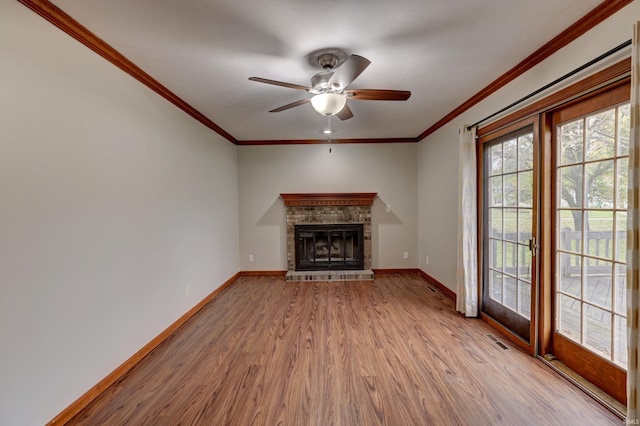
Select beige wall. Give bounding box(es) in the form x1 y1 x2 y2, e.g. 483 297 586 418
417 1 639 292
237 143 419 270
0 3 239 424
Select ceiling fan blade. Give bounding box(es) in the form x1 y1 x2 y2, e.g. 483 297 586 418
345 89 411 101
327 54 371 90
269 98 310 112
336 104 354 121
249 77 311 91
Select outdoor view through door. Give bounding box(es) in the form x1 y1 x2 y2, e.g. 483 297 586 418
482 125 536 343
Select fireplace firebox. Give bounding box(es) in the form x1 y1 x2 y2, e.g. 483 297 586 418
295 224 364 271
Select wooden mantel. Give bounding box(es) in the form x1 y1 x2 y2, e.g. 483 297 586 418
280 193 377 207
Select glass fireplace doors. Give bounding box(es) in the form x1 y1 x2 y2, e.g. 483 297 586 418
295 224 364 271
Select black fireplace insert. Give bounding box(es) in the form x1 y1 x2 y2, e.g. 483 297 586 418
295 224 364 271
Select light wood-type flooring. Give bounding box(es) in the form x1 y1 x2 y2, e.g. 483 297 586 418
69 273 620 425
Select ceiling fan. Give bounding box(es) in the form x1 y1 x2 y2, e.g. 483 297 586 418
249 50 411 120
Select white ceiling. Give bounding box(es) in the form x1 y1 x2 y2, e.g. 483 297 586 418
50 0 603 142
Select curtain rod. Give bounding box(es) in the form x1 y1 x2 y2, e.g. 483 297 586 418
467 39 632 131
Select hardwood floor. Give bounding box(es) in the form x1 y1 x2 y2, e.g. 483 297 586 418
68 273 620 425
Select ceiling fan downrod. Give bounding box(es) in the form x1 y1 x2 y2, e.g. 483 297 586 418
317 54 339 71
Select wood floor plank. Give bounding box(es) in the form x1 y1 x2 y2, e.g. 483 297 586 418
67 273 621 425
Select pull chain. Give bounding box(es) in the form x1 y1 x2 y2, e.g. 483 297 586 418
327 116 332 153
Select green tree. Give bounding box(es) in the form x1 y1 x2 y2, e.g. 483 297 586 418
559 109 617 231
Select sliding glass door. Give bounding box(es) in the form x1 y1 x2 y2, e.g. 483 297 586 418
477 68 631 405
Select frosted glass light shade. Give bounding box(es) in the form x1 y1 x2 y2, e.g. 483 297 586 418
310 93 347 116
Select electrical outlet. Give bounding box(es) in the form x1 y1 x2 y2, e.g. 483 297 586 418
249 254 254 262
386 204 391 212
186 285 191 296
425 256 430 265
403 252 409 259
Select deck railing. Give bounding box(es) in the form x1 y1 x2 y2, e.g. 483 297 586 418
490 229 625 277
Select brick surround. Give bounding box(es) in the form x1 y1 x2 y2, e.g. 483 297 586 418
281 193 376 273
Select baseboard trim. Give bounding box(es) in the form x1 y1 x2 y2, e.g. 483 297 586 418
238 270 287 276
417 269 457 301
372 268 420 275
48 272 240 425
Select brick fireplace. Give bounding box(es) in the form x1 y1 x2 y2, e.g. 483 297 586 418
281 193 376 281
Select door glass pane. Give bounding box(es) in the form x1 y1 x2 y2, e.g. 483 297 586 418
491 270 503 303
517 209 532 243
518 171 533 207
585 211 614 260
618 104 630 156
584 258 612 309
489 239 503 270
559 119 584 165
518 134 534 170
504 208 517 241
585 109 615 161
558 211 582 253
503 138 517 173
504 241 517 273
558 294 581 342
490 208 503 238
615 315 627 366
615 211 627 262
585 160 614 209
519 281 531 319
584 304 612 359
490 176 503 206
490 143 503 174
617 158 628 209
518 244 531 282
558 165 583 208
503 174 517 207
558 253 581 297
614 263 626 315
504 276 517 311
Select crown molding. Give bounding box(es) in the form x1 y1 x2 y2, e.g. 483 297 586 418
236 137 417 146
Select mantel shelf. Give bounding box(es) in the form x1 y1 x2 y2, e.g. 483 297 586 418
280 192 377 207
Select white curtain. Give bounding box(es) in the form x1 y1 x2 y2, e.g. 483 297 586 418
628 22 640 422
456 125 478 317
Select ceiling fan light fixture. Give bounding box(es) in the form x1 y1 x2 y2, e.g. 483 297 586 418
310 93 347 116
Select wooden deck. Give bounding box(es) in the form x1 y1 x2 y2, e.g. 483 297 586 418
68 273 620 425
